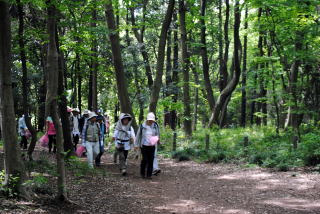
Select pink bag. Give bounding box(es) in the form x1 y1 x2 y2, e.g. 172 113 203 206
149 136 159 146
25 130 32 139
39 134 49 147
76 146 86 157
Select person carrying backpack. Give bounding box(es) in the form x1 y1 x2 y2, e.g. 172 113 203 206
135 112 160 179
112 113 135 176
83 112 101 168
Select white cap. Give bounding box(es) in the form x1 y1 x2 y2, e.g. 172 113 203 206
88 112 98 120
83 110 90 115
146 112 156 121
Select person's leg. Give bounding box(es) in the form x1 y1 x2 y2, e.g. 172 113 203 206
73 134 79 151
52 135 56 153
22 136 28 149
118 148 126 170
85 142 94 168
92 142 100 162
48 135 53 153
140 146 147 177
113 149 119 163
124 150 128 166
146 146 155 178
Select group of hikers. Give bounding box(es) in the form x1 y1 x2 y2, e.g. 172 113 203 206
18 109 162 179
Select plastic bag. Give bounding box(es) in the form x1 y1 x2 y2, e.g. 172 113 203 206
149 136 159 146
39 134 49 147
76 145 86 157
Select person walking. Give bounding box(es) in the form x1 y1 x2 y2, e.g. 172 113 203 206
83 112 101 168
113 113 135 176
46 116 56 153
95 115 106 166
135 112 160 179
18 114 28 149
71 108 81 151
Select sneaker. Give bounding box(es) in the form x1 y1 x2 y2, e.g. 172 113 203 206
152 169 161 176
121 169 127 176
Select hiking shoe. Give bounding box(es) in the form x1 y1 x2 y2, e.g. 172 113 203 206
121 169 127 176
152 169 161 176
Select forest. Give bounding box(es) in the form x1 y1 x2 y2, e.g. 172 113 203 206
0 0 320 213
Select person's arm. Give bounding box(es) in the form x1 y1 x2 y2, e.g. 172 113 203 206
134 126 141 149
130 127 136 143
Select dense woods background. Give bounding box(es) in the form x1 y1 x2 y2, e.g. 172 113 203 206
0 0 320 203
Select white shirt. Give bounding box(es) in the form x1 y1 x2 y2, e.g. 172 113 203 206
113 127 135 150
143 125 154 146
73 116 80 135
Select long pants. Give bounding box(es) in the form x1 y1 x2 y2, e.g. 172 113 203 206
153 146 159 170
20 135 28 150
95 143 105 166
113 150 119 163
140 145 155 177
48 134 56 153
117 148 129 170
85 141 100 168
73 134 80 151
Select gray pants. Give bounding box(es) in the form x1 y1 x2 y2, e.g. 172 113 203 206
117 148 128 170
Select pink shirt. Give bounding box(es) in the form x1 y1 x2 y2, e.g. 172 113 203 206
47 121 56 135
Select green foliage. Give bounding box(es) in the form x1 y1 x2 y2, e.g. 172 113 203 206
0 170 20 198
159 125 320 171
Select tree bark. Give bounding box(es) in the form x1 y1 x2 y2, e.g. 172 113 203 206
200 0 215 111
179 0 192 136
240 6 248 127
90 1 98 112
170 11 179 131
219 0 230 91
0 0 29 198
148 0 175 113
130 4 153 89
45 1 67 200
208 0 241 128
105 0 138 130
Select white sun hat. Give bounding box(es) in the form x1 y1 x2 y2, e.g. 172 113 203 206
146 112 156 121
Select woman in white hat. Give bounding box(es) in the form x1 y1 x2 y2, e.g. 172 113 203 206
135 112 160 179
71 108 81 151
83 112 101 168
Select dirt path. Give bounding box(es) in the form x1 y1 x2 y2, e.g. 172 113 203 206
69 153 320 214
1 149 320 214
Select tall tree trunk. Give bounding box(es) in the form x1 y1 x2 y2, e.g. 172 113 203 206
45 1 67 200
192 64 199 131
16 0 37 160
179 0 192 136
90 2 98 111
240 6 248 127
148 0 175 113
55 28 74 154
171 11 179 131
219 0 230 91
37 45 47 131
164 28 173 126
0 1 29 198
208 0 241 128
200 0 215 111
130 4 153 89
105 0 138 130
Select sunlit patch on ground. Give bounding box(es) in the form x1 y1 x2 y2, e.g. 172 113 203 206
261 198 320 211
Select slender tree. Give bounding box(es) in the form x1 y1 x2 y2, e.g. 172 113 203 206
148 0 175 113
105 0 138 130
45 0 67 200
0 0 28 198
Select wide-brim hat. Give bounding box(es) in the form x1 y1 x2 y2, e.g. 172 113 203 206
88 112 98 120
